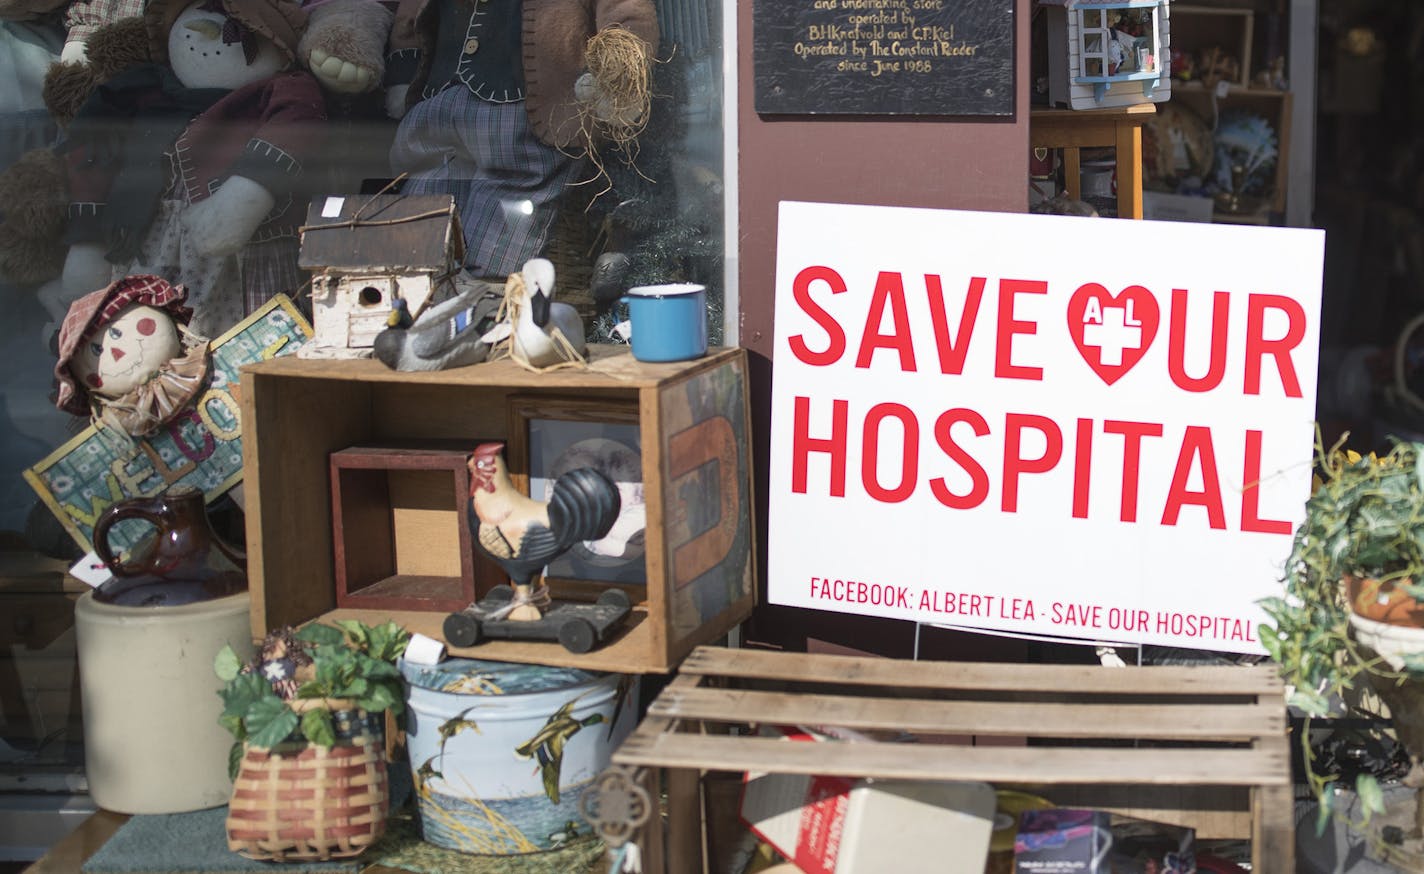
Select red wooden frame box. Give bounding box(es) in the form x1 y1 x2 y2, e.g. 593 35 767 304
330 445 476 613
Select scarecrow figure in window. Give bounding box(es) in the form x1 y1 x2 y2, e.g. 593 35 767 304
381 0 658 280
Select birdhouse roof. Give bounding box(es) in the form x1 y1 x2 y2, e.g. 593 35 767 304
298 194 465 273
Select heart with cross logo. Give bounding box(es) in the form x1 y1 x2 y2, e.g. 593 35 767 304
1066 283 1160 386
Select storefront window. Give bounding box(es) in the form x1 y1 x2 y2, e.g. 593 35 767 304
0 0 724 858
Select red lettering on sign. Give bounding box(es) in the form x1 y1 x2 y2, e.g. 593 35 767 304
1241 429 1292 534
995 279 1046 381
862 403 918 503
1072 417 1093 519
168 408 215 463
1168 289 1230 392
1002 413 1062 512
1162 426 1226 529
792 396 848 497
1104 419 1164 523
1244 293 1306 398
926 275 985 375
855 272 916 372
789 266 847 367
930 408 990 509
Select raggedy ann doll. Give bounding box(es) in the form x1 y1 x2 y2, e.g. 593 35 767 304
381 0 658 280
49 0 326 339
52 273 208 437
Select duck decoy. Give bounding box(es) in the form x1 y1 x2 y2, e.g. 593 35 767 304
373 280 503 372
511 258 588 368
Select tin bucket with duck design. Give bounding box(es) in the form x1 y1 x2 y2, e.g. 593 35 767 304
400 657 638 854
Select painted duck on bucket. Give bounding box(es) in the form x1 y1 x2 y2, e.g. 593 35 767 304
402 658 638 855
516 699 607 804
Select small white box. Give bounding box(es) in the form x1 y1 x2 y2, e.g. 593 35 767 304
740 737 996 874
1143 191 1215 223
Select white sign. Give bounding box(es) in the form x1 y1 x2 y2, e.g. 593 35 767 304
768 202 1325 653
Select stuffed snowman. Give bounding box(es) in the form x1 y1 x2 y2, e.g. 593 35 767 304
53 274 208 436
49 0 324 339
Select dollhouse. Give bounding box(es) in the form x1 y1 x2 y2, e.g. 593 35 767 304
1042 0 1173 110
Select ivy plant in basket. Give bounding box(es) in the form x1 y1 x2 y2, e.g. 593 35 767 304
1259 437 1424 831
214 620 410 862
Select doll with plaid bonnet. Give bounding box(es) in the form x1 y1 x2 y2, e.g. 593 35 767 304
53 274 209 437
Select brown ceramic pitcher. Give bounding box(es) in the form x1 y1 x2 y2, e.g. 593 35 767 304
92 485 247 606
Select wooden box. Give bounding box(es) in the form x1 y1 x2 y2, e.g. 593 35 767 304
330 445 477 613
1171 5 1253 88
1172 86 1292 217
239 346 757 673
609 646 1293 873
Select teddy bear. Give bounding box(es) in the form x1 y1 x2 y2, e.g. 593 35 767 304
36 0 329 339
381 0 658 280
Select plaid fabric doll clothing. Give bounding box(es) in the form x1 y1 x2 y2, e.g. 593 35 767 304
389 85 584 278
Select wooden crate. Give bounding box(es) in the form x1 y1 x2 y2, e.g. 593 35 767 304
1171 5 1254 89
330 445 479 614
611 646 1294 873
1172 86 1293 217
239 346 757 673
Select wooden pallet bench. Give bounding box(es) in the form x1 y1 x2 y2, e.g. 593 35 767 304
610 645 1294 873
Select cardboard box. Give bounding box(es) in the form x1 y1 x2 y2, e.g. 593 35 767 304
1014 807 1196 873
1143 191 1215 224
739 729 995 874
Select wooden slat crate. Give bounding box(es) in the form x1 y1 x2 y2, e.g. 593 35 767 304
611 645 1294 873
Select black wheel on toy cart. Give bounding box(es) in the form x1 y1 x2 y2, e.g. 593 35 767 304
485 585 515 603
596 588 630 610
443 612 483 648
558 617 597 654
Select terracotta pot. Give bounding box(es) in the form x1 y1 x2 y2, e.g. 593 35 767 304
1346 575 1424 626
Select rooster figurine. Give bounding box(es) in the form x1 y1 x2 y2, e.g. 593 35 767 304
466 442 620 621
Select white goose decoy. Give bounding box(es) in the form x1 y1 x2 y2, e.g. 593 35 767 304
511 258 587 367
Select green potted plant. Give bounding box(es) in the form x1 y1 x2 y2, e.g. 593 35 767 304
214 620 410 862
1259 436 1424 830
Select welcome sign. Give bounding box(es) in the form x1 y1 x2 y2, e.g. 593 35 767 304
25 295 311 554
768 202 1325 653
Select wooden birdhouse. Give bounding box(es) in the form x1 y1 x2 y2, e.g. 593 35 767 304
297 194 464 359
1042 0 1172 110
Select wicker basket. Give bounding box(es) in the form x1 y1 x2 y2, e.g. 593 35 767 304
225 701 389 862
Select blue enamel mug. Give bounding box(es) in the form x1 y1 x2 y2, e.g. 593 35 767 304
621 283 709 363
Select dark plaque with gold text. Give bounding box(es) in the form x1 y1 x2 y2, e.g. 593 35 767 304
754 0 1014 116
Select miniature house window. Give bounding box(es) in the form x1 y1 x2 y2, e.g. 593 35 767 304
1080 9 1108 78
358 285 385 307
1072 3 1164 102
1044 0 1171 109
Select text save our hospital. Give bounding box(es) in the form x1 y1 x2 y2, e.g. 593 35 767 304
783 266 1309 534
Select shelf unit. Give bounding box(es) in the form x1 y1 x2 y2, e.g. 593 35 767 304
238 346 758 673
1165 4 1295 222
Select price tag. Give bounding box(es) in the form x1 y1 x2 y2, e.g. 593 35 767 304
69 551 112 588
